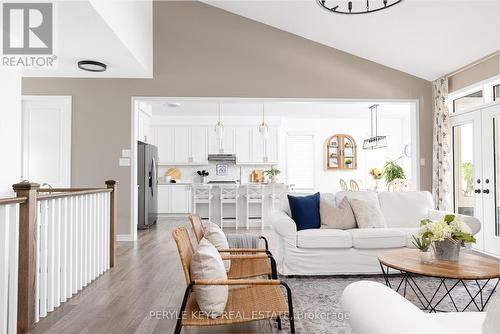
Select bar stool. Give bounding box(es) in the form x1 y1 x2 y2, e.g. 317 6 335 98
270 184 290 212
219 184 239 229
192 184 213 222
245 184 265 230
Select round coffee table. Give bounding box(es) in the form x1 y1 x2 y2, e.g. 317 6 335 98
378 248 500 312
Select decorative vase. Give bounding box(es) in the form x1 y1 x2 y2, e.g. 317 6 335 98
271 176 277 183
433 239 461 262
201 176 206 184
419 250 433 264
373 179 380 192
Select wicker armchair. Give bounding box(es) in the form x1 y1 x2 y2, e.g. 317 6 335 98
172 227 295 334
188 214 276 279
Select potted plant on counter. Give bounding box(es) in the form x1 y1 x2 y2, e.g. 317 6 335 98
196 170 209 184
418 214 476 262
264 166 281 183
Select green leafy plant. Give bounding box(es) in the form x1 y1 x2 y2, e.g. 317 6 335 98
264 166 281 178
412 235 432 252
345 159 352 165
462 162 474 195
419 214 476 245
383 157 406 185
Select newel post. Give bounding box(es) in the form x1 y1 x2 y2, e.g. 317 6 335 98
105 180 116 267
13 182 40 333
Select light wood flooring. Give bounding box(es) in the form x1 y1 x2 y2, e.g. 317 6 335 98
28 217 279 334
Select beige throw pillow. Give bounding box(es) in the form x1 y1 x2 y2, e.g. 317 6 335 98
190 238 228 318
320 197 357 230
204 222 230 271
349 197 386 228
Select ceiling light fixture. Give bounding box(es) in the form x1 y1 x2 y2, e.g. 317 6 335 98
77 60 107 72
317 0 403 15
259 104 269 140
363 104 387 150
167 102 181 108
215 104 224 153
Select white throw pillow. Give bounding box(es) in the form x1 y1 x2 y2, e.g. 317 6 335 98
190 238 228 318
483 290 500 334
204 222 231 271
349 197 387 228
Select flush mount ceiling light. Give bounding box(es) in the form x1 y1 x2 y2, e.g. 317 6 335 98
317 0 403 14
167 102 181 108
363 104 387 150
77 60 107 72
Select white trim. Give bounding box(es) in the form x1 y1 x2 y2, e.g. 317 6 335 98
448 75 500 114
130 96 421 238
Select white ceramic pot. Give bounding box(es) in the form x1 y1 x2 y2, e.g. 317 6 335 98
420 250 434 264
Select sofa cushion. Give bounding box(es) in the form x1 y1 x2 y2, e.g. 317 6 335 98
297 229 352 249
482 287 500 334
349 197 387 228
320 196 357 230
287 192 321 231
379 191 434 228
397 227 421 248
280 192 334 216
349 228 407 249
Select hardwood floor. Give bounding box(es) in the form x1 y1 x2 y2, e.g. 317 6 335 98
29 217 279 334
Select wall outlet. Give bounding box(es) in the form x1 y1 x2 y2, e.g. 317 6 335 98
121 149 131 158
119 158 131 166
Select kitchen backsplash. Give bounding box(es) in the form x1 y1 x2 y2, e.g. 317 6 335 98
158 163 277 184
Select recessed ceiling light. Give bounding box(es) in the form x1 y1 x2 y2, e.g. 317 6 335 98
167 102 181 108
77 60 107 72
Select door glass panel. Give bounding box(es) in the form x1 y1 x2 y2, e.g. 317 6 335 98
493 117 500 236
453 123 474 216
494 84 500 101
453 90 483 113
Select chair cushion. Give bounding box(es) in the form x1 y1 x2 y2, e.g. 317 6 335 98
287 192 321 231
190 238 228 318
320 196 357 230
378 191 434 228
297 229 352 248
204 222 230 271
349 228 407 249
349 197 387 228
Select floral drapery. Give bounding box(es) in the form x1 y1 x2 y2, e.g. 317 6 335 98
432 77 451 210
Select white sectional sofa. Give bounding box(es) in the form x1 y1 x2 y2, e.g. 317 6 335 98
270 191 481 275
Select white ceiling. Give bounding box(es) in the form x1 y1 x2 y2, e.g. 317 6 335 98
203 0 500 81
21 0 152 78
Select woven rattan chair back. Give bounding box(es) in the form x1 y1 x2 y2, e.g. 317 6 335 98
172 227 195 285
188 214 204 243
339 179 349 191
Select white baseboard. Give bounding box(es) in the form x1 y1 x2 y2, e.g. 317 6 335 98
116 234 135 242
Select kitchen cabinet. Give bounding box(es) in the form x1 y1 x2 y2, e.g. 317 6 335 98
137 102 153 143
154 126 174 163
235 126 280 164
173 127 190 163
191 127 209 163
153 126 209 165
157 185 192 214
235 127 252 163
209 126 235 154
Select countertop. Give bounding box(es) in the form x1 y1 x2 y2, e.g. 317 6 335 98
158 182 288 186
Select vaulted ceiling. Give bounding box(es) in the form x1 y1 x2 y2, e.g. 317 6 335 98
203 0 500 80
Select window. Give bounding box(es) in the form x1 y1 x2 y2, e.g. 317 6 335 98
286 133 315 191
453 90 484 113
494 84 500 101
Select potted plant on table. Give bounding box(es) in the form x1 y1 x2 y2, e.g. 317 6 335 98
383 157 406 185
412 235 433 264
264 166 281 183
418 214 476 262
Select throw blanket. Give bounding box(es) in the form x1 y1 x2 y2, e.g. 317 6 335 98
226 234 258 249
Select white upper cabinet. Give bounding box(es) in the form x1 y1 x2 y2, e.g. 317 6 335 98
235 127 252 163
137 103 153 143
173 127 190 163
155 126 174 163
208 125 235 154
252 128 265 162
266 126 280 163
191 127 209 163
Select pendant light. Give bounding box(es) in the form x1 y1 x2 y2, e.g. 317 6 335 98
363 104 387 150
259 104 269 139
215 104 224 153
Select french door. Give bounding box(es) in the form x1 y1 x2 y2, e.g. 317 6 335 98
451 102 500 256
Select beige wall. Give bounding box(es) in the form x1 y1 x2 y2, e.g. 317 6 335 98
22 1 432 237
448 54 500 93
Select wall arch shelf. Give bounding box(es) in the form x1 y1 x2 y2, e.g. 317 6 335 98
326 134 357 170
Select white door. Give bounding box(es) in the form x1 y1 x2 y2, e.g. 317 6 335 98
450 111 484 250
22 96 71 187
480 103 500 255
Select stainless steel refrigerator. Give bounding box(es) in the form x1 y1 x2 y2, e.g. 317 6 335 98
137 141 158 229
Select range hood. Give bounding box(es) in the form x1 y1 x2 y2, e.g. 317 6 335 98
208 154 237 162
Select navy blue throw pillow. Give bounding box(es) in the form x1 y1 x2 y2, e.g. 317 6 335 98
287 192 321 231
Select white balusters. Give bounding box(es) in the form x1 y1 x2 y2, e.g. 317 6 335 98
0 203 19 334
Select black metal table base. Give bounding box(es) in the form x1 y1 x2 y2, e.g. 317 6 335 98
379 262 499 313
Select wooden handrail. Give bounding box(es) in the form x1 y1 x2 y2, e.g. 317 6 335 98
37 187 103 193
37 188 112 200
0 197 27 205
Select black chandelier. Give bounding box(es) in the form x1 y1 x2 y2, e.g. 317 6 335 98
316 0 403 15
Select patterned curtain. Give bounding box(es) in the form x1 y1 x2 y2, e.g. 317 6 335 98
432 77 451 210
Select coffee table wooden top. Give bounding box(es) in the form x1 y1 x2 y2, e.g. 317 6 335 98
378 248 500 280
